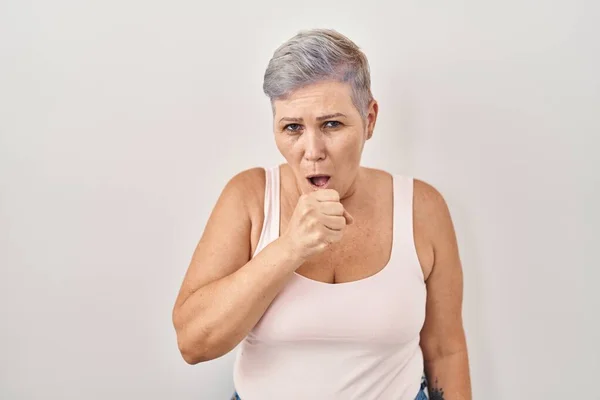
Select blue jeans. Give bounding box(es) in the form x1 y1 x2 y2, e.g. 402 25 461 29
415 373 429 399
231 374 429 399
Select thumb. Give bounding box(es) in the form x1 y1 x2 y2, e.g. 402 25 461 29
343 209 354 225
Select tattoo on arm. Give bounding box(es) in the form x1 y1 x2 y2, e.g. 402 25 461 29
429 378 445 400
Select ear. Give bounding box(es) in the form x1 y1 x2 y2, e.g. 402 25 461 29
365 99 378 140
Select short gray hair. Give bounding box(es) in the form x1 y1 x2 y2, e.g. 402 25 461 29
263 28 373 120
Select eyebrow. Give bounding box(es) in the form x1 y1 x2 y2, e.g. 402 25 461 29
278 113 347 123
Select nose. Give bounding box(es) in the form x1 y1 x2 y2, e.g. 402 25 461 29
302 130 326 162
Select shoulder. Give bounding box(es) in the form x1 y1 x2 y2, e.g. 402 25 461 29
413 178 447 211
358 167 453 221
226 167 265 190
222 167 266 208
412 178 458 263
373 170 455 254
222 167 267 225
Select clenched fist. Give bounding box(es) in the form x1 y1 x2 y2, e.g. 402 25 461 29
281 189 354 262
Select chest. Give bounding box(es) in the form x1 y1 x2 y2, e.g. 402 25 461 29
280 193 395 284
251 266 427 344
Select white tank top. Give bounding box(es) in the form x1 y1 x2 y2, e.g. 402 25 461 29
233 166 427 400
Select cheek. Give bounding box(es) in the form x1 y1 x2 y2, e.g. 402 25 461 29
275 135 300 160
274 135 284 152
338 134 364 159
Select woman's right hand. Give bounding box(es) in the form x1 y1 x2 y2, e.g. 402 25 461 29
281 189 354 262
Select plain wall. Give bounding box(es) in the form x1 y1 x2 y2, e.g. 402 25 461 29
1 1 598 399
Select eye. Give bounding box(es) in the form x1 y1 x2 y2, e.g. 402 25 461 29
324 121 342 128
284 123 302 133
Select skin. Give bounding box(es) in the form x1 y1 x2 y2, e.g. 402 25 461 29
273 80 372 200
172 80 471 399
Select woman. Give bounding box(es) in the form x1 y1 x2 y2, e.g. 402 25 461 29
172 29 471 400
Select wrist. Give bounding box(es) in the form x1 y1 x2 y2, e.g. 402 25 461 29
276 236 306 267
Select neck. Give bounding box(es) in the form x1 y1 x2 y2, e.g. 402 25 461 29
339 167 363 204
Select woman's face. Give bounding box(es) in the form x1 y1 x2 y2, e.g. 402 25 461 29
273 80 378 199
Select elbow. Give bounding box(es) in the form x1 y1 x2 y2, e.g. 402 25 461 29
176 332 211 365
173 313 210 365
179 346 205 365
420 327 468 362
177 332 238 364
421 337 469 363
178 339 234 365
172 309 234 364
174 321 228 365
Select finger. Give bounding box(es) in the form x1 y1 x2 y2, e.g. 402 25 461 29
324 229 344 244
343 209 354 225
313 189 340 202
321 215 346 231
320 202 344 216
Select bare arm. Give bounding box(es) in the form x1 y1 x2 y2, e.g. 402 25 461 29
172 169 303 364
172 169 352 365
417 180 472 400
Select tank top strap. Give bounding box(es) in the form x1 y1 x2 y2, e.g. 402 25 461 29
252 166 281 258
392 174 424 282
392 174 412 232
267 165 281 239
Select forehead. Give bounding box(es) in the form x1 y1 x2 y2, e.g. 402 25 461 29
273 81 355 117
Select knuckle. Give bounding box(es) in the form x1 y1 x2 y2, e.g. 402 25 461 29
300 206 309 217
302 204 315 217
316 230 327 242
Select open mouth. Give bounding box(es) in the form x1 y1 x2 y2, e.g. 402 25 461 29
307 175 331 188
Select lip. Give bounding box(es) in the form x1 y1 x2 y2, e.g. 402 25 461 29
306 174 331 189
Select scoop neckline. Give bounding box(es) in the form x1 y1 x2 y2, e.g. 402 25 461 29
279 168 397 287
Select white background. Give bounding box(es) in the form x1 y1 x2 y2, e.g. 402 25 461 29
1 1 598 399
